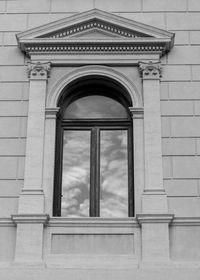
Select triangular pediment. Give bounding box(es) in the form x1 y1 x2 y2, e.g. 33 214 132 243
35 17 153 40
17 9 174 57
69 29 127 39
71 29 121 40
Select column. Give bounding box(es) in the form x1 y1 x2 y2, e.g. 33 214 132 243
43 107 59 214
137 61 173 263
129 107 144 214
12 62 50 265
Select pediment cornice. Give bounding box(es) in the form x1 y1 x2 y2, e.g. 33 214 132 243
17 9 174 61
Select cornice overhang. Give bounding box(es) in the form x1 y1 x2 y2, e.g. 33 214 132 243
17 9 174 61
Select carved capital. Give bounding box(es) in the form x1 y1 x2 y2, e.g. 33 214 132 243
129 107 144 119
11 214 49 224
139 61 162 80
27 61 51 80
136 214 174 224
45 107 60 119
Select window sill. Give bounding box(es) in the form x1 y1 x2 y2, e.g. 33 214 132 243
47 217 139 228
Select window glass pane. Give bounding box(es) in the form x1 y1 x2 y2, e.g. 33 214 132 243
100 130 128 217
61 130 90 217
64 95 128 119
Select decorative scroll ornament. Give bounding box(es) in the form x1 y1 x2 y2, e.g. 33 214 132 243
139 61 162 80
27 61 51 79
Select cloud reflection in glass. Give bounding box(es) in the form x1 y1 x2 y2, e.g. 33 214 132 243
61 131 90 217
100 130 128 218
61 94 129 217
64 95 128 119
61 129 128 218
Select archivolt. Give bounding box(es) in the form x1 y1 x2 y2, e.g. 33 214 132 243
46 65 142 108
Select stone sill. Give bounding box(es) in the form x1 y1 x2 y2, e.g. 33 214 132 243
47 217 139 228
1 216 200 227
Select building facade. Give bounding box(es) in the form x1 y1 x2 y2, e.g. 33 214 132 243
0 1 200 279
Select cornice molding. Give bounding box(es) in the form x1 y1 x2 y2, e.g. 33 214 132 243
23 40 166 56
11 214 49 224
17 9 174 60
136 214 174 224
3 216 200 227
172 217 200 226
0 218 15 227
17 9 174 39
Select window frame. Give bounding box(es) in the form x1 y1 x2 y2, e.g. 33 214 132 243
53 92 134 218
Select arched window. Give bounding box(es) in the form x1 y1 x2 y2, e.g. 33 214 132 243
53 78 134 218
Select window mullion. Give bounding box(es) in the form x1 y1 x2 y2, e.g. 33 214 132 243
53 121 63 216
128 127 134 217
90 127 100 217
96 128 100 217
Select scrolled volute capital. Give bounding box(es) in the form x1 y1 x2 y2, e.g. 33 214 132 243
139 61 162 80
27 61 51 80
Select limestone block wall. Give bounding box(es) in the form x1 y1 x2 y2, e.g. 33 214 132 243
0 0 200 263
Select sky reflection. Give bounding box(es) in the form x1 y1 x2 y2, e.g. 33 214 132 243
61 129 129 217
64 95 128 119
100 130 128 218
61 131 90 217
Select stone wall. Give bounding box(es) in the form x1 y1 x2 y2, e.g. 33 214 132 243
0 0 200 268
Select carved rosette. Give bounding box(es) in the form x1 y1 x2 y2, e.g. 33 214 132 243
27 61 51 80
139 61 162 80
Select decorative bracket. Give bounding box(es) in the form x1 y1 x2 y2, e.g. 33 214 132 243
27 61 51 80
139 61 162 80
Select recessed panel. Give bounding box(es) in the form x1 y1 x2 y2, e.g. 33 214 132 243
52 234 134 255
